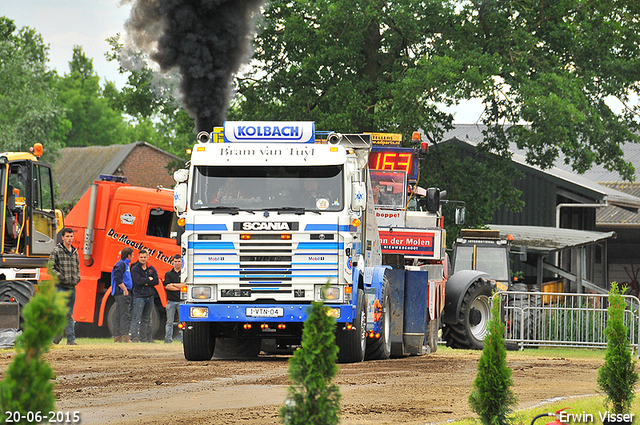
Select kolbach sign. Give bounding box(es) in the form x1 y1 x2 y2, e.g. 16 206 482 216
224 121 315 144
379 229 439 258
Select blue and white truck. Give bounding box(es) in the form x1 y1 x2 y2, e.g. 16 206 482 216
173 121 457 362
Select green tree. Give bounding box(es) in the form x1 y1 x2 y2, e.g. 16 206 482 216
597 282 639 415
280 293 341 424
0 17 68 158
56 46 130 147
0 265 67 418
468 293 517 425
236 0 640 179
232 0 640 227
105 34 192 160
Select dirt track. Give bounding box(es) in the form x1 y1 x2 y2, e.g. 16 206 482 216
0 342 610 424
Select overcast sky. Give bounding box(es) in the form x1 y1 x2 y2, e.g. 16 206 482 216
4 0 131 88
2 0 485 124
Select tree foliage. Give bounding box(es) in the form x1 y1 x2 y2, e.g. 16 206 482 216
0 264 68 417
468 293 517 425
280 292 341 425
235 0 640 182
597 282 639 414
105 34 192 160
56 46 130 147
0 17 68 158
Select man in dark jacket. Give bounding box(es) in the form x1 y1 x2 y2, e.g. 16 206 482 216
129 249 158 343
50 228 81 345
111 247 134 343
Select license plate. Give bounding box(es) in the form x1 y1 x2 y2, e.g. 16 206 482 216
246 307 284 318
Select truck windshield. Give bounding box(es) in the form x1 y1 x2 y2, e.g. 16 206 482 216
454 245 509 282
191 165 344 212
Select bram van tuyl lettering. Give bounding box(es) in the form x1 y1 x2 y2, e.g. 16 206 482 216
220 146 315 160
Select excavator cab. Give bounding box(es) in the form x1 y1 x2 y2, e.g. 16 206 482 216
0 145 57 332
0 147 57 270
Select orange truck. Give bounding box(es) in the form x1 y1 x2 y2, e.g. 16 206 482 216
58 175 180 337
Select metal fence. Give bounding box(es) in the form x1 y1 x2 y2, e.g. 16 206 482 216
498 291 640 352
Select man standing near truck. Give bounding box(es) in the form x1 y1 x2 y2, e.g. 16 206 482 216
50 228 81 345
130 249 159 343
111 247 134 343
163 254 183 343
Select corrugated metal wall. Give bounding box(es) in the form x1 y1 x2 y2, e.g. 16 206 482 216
491 170 557 226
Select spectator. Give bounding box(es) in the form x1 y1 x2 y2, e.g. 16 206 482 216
50 228 81 346
111 247 134 343
130 249 159 343
163 254 183 343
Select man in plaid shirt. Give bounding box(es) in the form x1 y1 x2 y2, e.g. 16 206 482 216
50 227 81 345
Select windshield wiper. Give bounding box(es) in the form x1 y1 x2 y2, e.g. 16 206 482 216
269 207 320 215
209 206 256 215
209 206 240 215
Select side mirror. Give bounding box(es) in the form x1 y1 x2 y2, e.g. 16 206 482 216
426 188 440 212
351 182 366 211
455 206 466 226
174 169 189 183
174 183 188 214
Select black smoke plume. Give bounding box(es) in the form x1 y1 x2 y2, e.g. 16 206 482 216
123 0 263 132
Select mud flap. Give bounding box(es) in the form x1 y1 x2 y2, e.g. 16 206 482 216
387 269 429 356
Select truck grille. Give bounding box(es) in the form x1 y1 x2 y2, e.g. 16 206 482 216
191 232 340 294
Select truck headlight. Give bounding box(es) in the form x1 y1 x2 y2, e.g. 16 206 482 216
316 285 341 301
192 286 213 300
190 306 208 318
325 307 341 318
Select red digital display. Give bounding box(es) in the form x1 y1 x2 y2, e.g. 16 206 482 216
368 150 414 176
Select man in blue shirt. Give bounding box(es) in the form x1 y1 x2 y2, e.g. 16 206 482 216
111 247 134 343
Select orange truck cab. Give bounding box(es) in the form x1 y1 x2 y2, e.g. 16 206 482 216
60 175 180 337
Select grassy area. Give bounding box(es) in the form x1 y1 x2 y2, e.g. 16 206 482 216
453 395 640 424
437 345 640 423
437 344 608 360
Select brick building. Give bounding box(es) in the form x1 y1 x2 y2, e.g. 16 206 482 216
53 142 184 206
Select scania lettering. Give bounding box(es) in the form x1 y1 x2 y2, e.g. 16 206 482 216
241 222 291 231
175 123 460 362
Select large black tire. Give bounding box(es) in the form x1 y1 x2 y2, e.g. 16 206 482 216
183 322 215 361
107 301 161 338
506 293 541 343
336 288 367 363
213 337 262 359
442 279 492 350
0 280 36 327
365 278 391 360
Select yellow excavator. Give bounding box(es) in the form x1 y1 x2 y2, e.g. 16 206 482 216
0 143 60 329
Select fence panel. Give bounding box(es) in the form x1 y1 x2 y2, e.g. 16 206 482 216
498 291 640 352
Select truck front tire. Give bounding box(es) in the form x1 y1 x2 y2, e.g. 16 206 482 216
442 279 492 350
336 288 367 363
183 322 215 361
365 278 391 360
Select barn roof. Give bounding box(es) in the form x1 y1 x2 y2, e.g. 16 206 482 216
53 142 180 205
